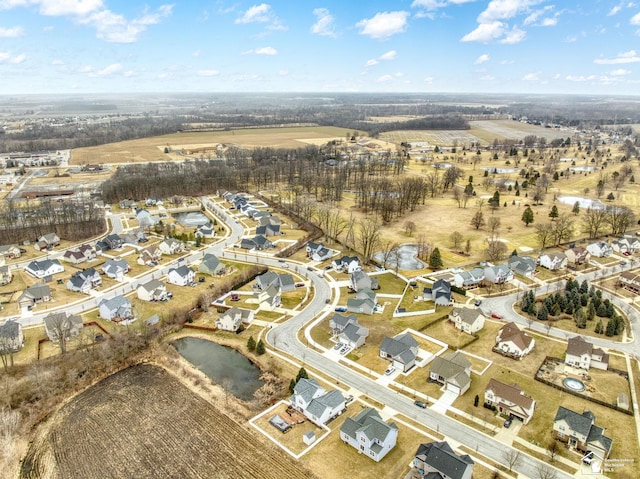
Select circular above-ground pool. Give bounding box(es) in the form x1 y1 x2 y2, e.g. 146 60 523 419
563 377 586 392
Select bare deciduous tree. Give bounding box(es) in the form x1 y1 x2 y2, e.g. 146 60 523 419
403 220 416 236
582 207 608 238
357 217 382 263
535 222 554 249
450 231 463 249
501 449 523 472
470 210 485 230
536 463 558 479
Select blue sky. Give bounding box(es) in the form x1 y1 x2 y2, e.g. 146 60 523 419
1 0 639 95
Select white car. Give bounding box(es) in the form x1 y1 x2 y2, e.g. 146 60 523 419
384 366 396 376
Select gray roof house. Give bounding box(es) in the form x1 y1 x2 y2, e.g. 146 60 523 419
553 407 613 459
18 283 52 309
199 253 225 275
449 307 485 335
340 408 398 462
539 252 568 271
507 255 537 278
0 265 13 286
255 224 281 237
137 279 168 302
159 238 184 255
25 259 64 279
195 223 215 239
34 232 60 251
306 242 333 261
167 265 195 286
102 259 130 280
66 268 102 294
339 321 370 349
98 296 133 322
329 313 359 335
453 267 484 289
43 312 83 342
586 242 613 258
346 297 375 315
483 264 514 284
289 378 346 425
332 255 362 273
379 333 419 372
0 320 24 351
413 441 474 479
216 307 254 332
350 270 379 292
423 279 452 306
253 283 281 311
429 351 472 396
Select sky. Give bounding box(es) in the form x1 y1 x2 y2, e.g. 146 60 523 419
1 0 640 95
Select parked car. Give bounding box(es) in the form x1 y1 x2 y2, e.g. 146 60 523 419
491 313 503 319
295 282 305 288
384 366 395 376
335 306 347 312
414 400 427 409
474 299 482 307
278 259 285 263
340 346 351 355
346 395 354 404
503 417 513 428
333 342 343 351
582 451 594 464
623 251 631 256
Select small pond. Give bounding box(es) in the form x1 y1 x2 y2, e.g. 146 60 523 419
434 162 453 169
569 166 598 172
563 377 586 392
482 167 519 174
173 337 264 401
557 196 606 210
373 244 425 270
173 211 211 227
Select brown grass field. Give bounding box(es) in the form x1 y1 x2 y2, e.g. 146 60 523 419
19 364 317 479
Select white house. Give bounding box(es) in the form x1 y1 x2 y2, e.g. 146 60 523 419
332 256 361 273
340 408 398 462
612 236 640 254
195 223 215 239
289 378 346 425
586 242 613 258
449 307 485 334
216 307 254 332
43 311 83 342
539 252 568 270
306 242 333 262
167 265 195 286
98 296 133 322
137 279 169 302
485 379 536 424
453 267 484 289
494 322 535 359
159 238 184 255
483 264 514 284
565 336 609 371
66 268 101 294
102 259 129 280
25 259 64 279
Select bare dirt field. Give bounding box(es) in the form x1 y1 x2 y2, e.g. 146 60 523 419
19 364 316 479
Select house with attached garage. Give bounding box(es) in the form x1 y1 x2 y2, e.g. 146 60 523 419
137 245 162 266
565 336 609 371
98 296 133 322
290 378 346 425
0 244 21 260
66 268 102 294
167 265 195 286
350 270 379 292
329 313 369 349
586 241 613 258
429 351 472 396
25 259 64 279
256 223 281 237
619 271 640 293
422 279 452 306
137 279 169 302
102 259 130 280
198 253 226 275
159 238 184 255
449 307 485 334
104 234 124 250
453 267 484 290
0 265 12 286
538 252 568 270
340 408 398 462
216 306 254 332
240 235 274 250
62 248 86 264
552 407 613 459
306 242 333 262
330 313 359 336
612 235 640 254
346 296 376 315
493 322 535 359
379 333 419 372
412 441 474 479
43 311 83 343
18 283 52 309
332 255 362 274
483 264 514 284
484 379 536 424
34 232 60 251
0 319 24 351
565 246 591 266
507 255 537 278
195 223 215 239
253 284 281 310
135 208 158 229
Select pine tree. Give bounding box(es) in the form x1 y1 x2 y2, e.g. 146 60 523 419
256 339 265 355
429 248 444 269
521 206 534 226
595 320 604 334
296 367 309 383
289 379 297 394
247 335 256 351
572 201 580 215
549 205 559 219
537 304 549 320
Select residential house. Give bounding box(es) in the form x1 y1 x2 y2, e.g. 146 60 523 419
290 378 346 425
484 379 536 424
612 235 640 254
0 244 21 260
350 270 379 292
483 264 514 284
98 296 133 322
18 283 52 309
565 247 591 266
306 242 333 262
0 265 12 286
379 333 419 372
255 223 281 237
119 199 137 209
198 253 226 275
167 265 195 286
104 234 124 250
422 279 452 306
329 313 369 349
253 284 281 310
347 296 376 315
429 351 472 396
137 245 162 266
135 208 158 228
449 307 485 334
102 259 130 280
66 268 102 294
78 243 97 261
216 307 254 332
553 407 613 459
586 242 613 258
340 408 398 462
25 259 64 279
137 279 169 302
43 312 83 342
259 215 281 227
412 441 474 479
195 223 215 239
0 320 24 351
34 232 60 251
494 322 535 359
332 256 362 274
565 336 609 371
145 197 162 206
159 238 184 255
453 268 485 289
539 252 568 271
507 255 537 278
240 235 274 250
619 271 640 293
254 271 279 290
62 249 86 264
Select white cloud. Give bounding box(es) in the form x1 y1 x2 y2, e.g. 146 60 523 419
235 3 285 30
365 59 379 67
475 53 490 64
566 74 597 82
10 52 25 63
87 63 122 77
478 0 542 23
610 68 631 75
37 0 104 17
192 50 201 57
423 76 434 84
0 26 23 37
522 71 541 81
500 26 526 43
540 17 557 26
0 50 25 63
379 50 397 60
594 50 640 64
376 74 394 82
197 69 220 77
51 59 64 65
356 11 409 39
279 69 288 76
254 46 277 55
311 7 336 37
80 4 173 43
631 12 640 25
608 4 623 16
411 0 477 10
123 70 135 77
480 74 495 80
78 65 93 73
461 21 504 42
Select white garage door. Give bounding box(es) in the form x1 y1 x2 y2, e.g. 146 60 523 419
446 383 460 395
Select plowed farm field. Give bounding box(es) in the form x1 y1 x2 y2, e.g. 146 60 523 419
20 364 316 479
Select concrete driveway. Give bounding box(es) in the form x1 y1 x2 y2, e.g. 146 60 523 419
431 389 458 413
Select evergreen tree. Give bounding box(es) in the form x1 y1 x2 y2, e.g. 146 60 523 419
256 339 266 355
549 205 559 219
595 320 604 334
537 304 549 320
429 248 444 269
289 379 297 394
580 281 589 294
247 335 256 351
296 367 309 383
572 201 580 215
521 206 535 226
596 303 608 317
587 302 596 321
474 394 479 407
